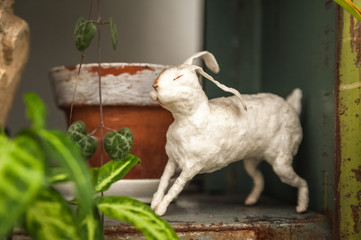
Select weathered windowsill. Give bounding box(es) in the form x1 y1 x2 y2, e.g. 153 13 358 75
11 194 331 239
104 194 332 239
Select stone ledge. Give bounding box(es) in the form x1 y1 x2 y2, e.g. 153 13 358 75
104 194 332 240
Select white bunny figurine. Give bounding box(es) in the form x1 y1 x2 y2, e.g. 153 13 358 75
149 51 308 216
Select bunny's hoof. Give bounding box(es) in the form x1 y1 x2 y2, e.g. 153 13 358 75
296 205 307 213
154 205 167 216
245 197 257 206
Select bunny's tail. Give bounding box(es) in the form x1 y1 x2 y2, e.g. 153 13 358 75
286 88 302 115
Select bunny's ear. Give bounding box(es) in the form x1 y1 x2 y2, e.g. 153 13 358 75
193 66 247 111
184 51 220 74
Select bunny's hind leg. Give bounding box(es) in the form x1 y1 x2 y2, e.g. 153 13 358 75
270 153 309 213
151 160 177 211
244 158 264 206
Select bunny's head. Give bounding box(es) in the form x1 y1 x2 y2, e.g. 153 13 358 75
150 51 247 115
149 64 206 114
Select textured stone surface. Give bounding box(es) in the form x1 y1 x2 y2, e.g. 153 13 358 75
0 0 29 127
11 194 332 239
103 194 332 240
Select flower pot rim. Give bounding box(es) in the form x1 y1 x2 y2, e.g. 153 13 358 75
49 62 169 107
50 62 170 72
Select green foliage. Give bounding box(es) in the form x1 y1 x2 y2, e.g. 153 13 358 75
76 207 104 240
24 93 47 130
335 0 361 21
74 17 97 52
95 154 140 192
0 134 44 236
49 167 70 184
109 17 118 50
38 129 95 215
0 93 178 239
73 16 119 52
96 196 179 240
67 121 97 160
24 187 80 240
104 128 133 160
0 94 94 238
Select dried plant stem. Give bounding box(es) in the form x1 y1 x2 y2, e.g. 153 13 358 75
96 0 105 227
69 0 105 226
69 52 85 124
89 126 115 136
69 0 94 124
97 23 104 167
88 0 94 19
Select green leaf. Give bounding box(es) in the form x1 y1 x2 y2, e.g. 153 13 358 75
95 154 140 192
24 187 80 240
24 93 47 130
77 207 104 240
0 134 44 237
74 17 97 52
67 121 97 160
48 167 71 184
335 0 361 21
37 129 94 215
95 196 179 240
109 17 118 50
104 128 133 160
89 167 99 187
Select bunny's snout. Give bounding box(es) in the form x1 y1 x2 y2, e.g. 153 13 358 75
152 78 159 89
150 75 161 102
149 89 158 102
151 78 159 101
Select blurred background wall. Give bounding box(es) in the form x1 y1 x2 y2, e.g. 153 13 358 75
8 0 204 134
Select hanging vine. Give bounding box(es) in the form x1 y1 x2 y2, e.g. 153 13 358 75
67 0 128 165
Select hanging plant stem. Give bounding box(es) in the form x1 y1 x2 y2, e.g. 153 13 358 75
96 25 104 167
69 0 94 124
96 0 106 227
69 52 85 124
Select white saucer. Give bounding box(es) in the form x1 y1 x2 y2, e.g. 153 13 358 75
54 179 174 204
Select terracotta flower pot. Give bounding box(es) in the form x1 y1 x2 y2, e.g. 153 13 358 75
49 63 173 180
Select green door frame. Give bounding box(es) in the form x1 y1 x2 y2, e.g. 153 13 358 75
335 7 361 240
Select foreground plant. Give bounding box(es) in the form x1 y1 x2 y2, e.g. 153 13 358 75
335 0 361 21
0 93 179 240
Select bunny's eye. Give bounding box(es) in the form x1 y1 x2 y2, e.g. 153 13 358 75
173 75 183 81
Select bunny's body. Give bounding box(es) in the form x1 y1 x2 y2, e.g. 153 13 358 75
150 52 308 216
167 93 302 174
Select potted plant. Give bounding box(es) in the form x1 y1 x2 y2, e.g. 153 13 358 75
0 0 179 238
0 93 178 239
49 1 173 203
50 63 173 202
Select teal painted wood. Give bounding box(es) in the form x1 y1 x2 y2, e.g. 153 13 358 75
204 0 262 96
203 0 264 197
203 0 252 197
203 0 336 215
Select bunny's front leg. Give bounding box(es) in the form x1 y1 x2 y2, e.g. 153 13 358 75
153 168 198 216
151 160 177 210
